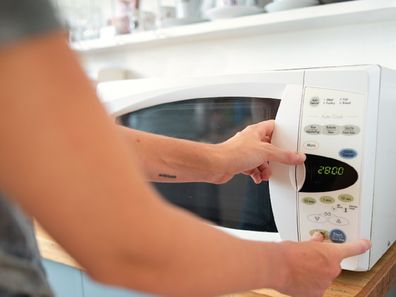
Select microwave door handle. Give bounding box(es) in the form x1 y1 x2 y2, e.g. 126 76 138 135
269 83 303 242
289 163 306 191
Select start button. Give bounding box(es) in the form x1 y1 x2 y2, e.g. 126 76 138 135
330 229 347 243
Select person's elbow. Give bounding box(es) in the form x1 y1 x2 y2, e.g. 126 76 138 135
83 254 124 285
82 252 160 295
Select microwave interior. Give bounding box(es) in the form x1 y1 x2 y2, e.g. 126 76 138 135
119 96 281 232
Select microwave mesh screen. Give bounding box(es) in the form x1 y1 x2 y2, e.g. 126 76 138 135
119 97 280 232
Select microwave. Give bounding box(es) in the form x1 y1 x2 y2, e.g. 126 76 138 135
98 65 396 271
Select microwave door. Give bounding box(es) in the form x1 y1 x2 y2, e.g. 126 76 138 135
103 80 304 243
269 85 304 242
118 96 282 238
103 80 289 118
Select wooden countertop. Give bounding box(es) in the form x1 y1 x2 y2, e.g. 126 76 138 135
35 223 81 268
35 224 396 297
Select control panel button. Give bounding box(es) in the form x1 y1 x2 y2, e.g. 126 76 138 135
338 194 354 203
310 96 320 106
304 124 321 135
320 196 335 204
342 125 360 135
302 197 317 205
339 149 357 159
303 141 319 150
330 229 347 243
329 216 349 226
322 125 340 135
308 214 327 223
309 229 329 240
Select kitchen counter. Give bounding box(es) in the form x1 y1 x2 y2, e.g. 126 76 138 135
35 224 396 297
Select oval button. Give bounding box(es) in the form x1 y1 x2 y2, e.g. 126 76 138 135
304 141 319 150
338 194 354 203
320 196 335 204
304 124 321 135
310 96 320 106
342 125 360 135
339 149 357 159
322 124 340 135
308 214 327 223
302 197 317 205
329 216 349 226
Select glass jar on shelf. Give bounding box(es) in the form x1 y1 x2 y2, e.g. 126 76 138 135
63 5 103 42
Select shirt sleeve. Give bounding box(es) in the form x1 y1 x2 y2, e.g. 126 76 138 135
0 0 63 47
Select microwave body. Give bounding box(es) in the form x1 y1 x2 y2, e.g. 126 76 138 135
98 65 396 271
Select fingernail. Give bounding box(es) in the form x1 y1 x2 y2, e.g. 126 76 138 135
297 153 306 162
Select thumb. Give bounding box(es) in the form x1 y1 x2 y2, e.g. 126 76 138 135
310 232 325 242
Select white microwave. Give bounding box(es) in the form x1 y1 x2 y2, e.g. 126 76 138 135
98 65 396 271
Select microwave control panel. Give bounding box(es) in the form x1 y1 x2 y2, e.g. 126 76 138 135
297 87 366 244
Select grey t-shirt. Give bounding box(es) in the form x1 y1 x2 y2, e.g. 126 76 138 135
0 195 54 297
0 0 62 296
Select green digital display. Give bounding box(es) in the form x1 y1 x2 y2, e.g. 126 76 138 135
300 154 358 193
317 166 345 176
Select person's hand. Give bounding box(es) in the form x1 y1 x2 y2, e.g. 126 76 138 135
215 120 305 184
271 234 371 297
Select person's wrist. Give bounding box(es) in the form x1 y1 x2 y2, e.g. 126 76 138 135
261 242 291 293
207 143 233 184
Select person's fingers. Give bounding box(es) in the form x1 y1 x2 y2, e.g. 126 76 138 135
248 168 262 184
252 175 261 184
243 169 255 175
310 232 324 242
337 240 371 259
259 163 271 181
258 163 269 171
242 120 305 165
251 120 275 141
262 142 306 165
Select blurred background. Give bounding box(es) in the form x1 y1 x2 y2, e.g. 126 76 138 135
52 0 356 42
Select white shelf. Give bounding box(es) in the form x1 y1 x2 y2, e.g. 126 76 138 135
72 0 396 53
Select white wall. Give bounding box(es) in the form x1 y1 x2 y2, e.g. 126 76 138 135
77 19 396 80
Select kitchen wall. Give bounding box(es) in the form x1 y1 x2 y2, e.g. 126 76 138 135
76 19 396 81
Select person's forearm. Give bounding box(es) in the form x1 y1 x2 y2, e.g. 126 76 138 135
118 126 228 183
96 192 284 297
0 32 282 297
118 123 306 185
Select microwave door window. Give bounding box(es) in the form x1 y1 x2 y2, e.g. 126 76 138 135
119 97 280 232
